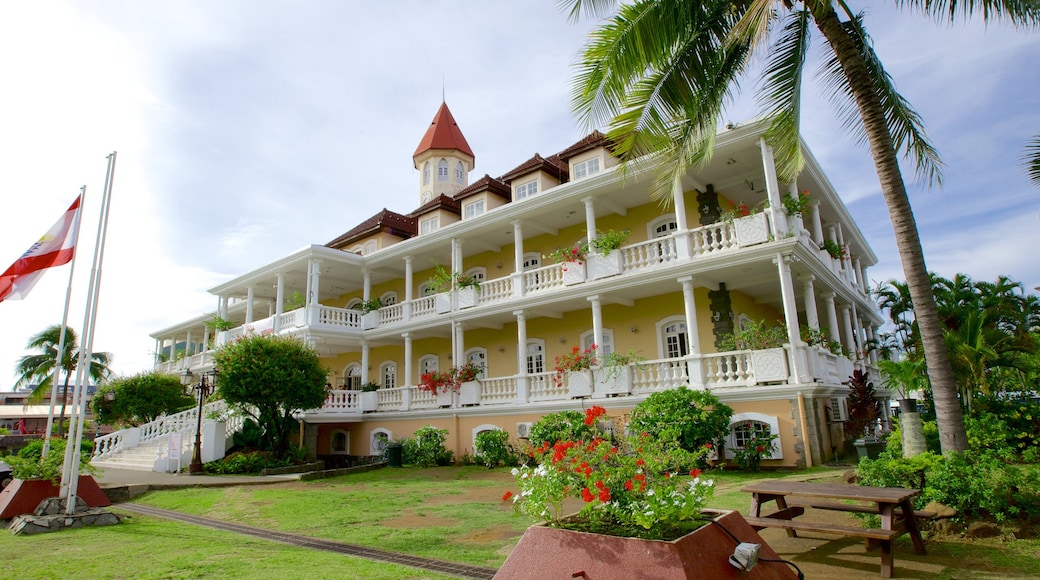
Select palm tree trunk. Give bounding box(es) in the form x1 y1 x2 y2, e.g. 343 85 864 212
810 3 967 453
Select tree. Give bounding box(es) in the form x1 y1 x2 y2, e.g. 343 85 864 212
213 334 328 454
627 387 733 454
14 325 111 437
565 0 1040 454
92 372 196 426
1025 133 1040 187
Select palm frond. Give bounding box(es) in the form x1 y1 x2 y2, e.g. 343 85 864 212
1023 133 1040 187
818 12 945 186
890 0 1040 27
759 9 811 181
559 0 620 23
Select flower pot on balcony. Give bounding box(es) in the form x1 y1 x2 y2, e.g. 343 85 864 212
435 389 454 408
361 311 379 330
459 381 481 406
435 292 452 314
360 391 379 412
750 348 789 384
587 251 623 280
457 286 479 309
786 214 804 237
594 366 633 395
562 262 586 286
567 370 594 398
496 509 795 580
734 213 770 247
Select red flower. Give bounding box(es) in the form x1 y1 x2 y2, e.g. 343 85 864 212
689 468 702 479
584 405 607 425
704 442 713 449
595 480 605 490
624 480 634 491
581 487 595 502
598 488 611 502
502 491 513 501
756 445 764 453
636 459 645 466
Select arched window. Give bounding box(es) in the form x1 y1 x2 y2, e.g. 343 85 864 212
522 253 541 270
344 364 362 389
419 282 436 297
725 413 783 459
456 161 465 184
465 348 487 378
466 267 486 283
380 291 398 306
379 362 397 389
371 429 391 456
649 215 678 238
346 298 363 311
581 329 614 356
330 430 349 454
657 317 689 359
471 424 502 455
423 161 431 185
438 158 449 182
526 340 545 374
419 354 439 377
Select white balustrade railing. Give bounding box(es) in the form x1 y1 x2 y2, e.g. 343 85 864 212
320 390 361 413
631 359 688 394
381 303 404 325
689 222 737 255
480 377 517 404
528 371 564 401
276 307 306 330
316 305 362 329
523 264 565 294
480 276 513 304
621 237 678 272
378 387 405 411
93 399 228 461
411 295 437 319
410 387 439 410
703 351 754 387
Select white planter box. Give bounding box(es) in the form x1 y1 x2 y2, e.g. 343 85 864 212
594 366 633 395
567 370 594 398
562 262 586 286
360 391 379 412
786 214 804 237
459 381 481 406
435 389 454 408
435 292 452 314
457 286 479 309
587 252 623 280
361 311 379 330
751 348 789 384
734 213 769 247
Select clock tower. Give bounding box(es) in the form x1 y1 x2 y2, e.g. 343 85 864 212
413 102 474 205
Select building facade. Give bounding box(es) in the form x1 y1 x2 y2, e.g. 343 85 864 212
152 103 887 468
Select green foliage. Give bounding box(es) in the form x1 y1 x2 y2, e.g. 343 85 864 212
207 316 234 331
820 239 846 260
732 431 778 472
204 450 291 474
474 429 515 468
231 418 265 449
401 425 454 467
283 291 306 311
587 229 630 255
718 319 787 351
360 382 380 392
628 387 733 457
528 410 595 448
359 297 383 314
214 335 328 454
92 372 196 426
844 369 882 438
973 395 1040 460
4 439 95 483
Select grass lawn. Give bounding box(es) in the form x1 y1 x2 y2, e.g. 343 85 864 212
3 465 1039 579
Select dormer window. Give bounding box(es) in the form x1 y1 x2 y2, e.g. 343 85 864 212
573 157 601 180
438 159 449 182
456 161 465 184
423 161 431 185
420 216 439 235
515 179 538 200
464 199 485 219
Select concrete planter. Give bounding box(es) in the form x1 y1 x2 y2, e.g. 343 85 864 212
594 366 633 395
457 286 479 309
567 370 594 398
361 311 379 330
459 381 481 406
435 292 452 314
750 348 789 384
734 213 769 247
435 389 454 408
587 251 623 280
562 262 586 285
360 391 379 412
0 476 111 519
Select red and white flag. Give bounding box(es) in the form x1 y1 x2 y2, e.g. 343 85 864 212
0 195 82 302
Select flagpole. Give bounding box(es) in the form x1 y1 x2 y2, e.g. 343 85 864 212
60 153 116 513
41 186 86 459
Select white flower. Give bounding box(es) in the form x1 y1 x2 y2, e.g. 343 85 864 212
511 468 520 476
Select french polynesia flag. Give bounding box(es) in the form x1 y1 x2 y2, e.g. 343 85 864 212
0 195 82 302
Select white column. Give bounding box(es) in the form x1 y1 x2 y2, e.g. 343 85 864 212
823 293 840 344
588 295 604 352
275 273 285 331
809 201 824 245
245 285 254 324
219 296 228 319
583 197 597 242
775 253 806 384
452 238 462 274
361 341 370 385
202 327 210 353
186 330 193 356
841 305 856 355
801 276 819 330
759 138 788 237
672 178 692 258
679 276 704 388
512 220 525 297
404 255 414 321
867 326 879 364
363 269 371 301
403 333 413 387
306 259 322 305
515 310 527 375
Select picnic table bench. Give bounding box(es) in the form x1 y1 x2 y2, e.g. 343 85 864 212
741 480 928 578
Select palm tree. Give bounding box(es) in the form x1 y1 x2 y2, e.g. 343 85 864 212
565 0 1040 454
1025 133 1040 187
14 325 112 437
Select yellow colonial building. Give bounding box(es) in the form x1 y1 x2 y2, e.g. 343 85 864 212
138 102 886 471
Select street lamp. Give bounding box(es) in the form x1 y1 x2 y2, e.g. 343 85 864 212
182 368 218 475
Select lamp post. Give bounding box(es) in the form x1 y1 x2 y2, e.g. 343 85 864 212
182 368 218 475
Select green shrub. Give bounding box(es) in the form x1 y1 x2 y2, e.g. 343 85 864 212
973 395 1040 461
4 439 95 483
528 411 594 448
732 431 778 472
204 450 290 474
474 429 515 468
628 387 733 458
232 418 265 449
401 425 454 467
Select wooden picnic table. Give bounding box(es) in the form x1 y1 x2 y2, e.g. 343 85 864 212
740 480 927 578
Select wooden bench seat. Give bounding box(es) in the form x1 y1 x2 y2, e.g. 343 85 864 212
788 500 936 520
743 516 902 541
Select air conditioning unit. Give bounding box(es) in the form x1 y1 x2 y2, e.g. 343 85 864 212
516 422 533 439
829 397 849 422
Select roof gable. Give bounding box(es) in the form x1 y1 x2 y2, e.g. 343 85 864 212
326 209 416 250
413 102 475 161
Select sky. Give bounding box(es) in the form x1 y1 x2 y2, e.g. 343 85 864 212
2 1 1038 384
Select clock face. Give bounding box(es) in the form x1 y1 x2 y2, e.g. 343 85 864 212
421 191 433 203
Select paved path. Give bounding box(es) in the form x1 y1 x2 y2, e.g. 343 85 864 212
93 466 301 488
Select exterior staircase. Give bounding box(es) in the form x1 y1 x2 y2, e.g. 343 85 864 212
91 439 166 471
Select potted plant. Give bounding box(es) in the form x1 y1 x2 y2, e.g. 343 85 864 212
0 439 110 520
594 349 645 395
719 320 789 384
359 382 380 412
820 239 846 261
724 201 770 247
499 406 784 579
418 369 456 407
553 345 597 397
452 272 481 309
844 370 885 459
453 361 483 406
587 229 630 279
548 244 587 285
781 190 810 235
359 297 383 329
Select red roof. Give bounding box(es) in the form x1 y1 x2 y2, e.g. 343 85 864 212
413 102 475 161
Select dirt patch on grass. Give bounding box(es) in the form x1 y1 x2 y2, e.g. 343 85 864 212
457 524 522 545
383 508 457 529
